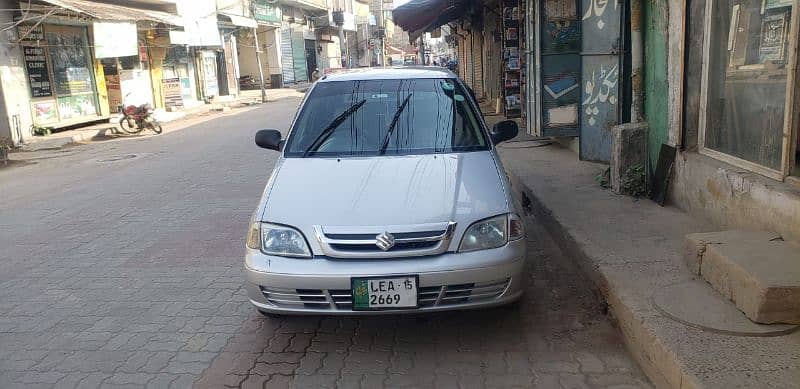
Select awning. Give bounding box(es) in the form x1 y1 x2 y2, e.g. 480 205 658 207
218 13 257 28
392 0 466 42
36 0 184 26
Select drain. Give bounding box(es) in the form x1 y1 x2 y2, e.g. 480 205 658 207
96 154 138 163
651 280 798 337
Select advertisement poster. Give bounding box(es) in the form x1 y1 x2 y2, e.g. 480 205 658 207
57 95 97 120
759 11 789 62
33 101 57 123
161 77 183 108
23 46 52 97
46 29 95 95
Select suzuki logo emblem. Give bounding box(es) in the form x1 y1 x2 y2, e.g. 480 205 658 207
375 231 396 251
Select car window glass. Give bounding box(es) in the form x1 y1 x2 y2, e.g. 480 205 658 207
284 79 488 157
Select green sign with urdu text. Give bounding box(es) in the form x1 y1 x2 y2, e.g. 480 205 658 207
254 0 281 24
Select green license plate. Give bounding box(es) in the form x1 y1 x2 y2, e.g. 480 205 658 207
351 276 418 311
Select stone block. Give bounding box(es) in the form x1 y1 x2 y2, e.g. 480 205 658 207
610 122 648 195
701 239 800 324
684 230 781 275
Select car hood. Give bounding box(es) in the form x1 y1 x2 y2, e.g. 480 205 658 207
261 151 510 250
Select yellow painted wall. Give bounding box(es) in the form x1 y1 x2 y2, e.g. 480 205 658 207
94 59 110 117
147 32 169 109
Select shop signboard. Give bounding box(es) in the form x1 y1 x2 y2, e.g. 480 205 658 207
93 22 138 59
17 23 44 44
162 77 184 108
254 0 282 25
23 46 52 98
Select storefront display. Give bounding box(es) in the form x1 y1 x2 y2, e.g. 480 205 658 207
502 0 524 118
21 23 101 125
701 0 795 175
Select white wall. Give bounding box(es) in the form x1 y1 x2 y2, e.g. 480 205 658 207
0 0 33 144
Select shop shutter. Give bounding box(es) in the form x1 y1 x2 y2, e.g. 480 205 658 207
458 41 467 78
291 28 308 82
463 35 473 88
472 33 484 100
280 26 295 84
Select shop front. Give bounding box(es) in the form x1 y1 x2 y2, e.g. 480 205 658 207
280 19 311 83
664 0 800 242
95 22 155 113
21 22 103 128
528 0 625 162
162 45 200 109
695 0 798 181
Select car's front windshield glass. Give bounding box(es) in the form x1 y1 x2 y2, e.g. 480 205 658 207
284 78 489 157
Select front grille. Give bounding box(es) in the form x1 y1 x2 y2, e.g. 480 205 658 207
329 241 439 252
260 278 511 311
314 223 456 258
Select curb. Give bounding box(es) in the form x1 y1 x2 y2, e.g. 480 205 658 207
506 169 699 389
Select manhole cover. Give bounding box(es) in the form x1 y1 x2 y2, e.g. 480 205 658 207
652 280 798 337
96 154 138 163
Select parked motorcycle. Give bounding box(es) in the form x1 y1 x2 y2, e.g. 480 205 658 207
118 103 162 135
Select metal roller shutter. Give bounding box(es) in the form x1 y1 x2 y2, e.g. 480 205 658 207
280 26 294 84
472 33 484 99
463 35 473 87
291 28 307 82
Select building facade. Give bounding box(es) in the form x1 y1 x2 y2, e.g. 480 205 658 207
393 0 800 240
0 0 259 145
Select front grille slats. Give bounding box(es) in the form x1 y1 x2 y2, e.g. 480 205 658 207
314 223 456 258
260 279 510 311
329 241 439 252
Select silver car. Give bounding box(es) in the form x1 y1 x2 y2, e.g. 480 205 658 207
245 67 525 315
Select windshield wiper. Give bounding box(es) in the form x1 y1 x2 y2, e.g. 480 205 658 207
302 99 367 157
378 93 413 155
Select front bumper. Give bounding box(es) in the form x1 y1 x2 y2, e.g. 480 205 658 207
244 239 526 315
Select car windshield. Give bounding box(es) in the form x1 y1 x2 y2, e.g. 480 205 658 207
283 78 489 157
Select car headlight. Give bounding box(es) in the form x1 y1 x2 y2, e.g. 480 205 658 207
459 213 525 252
245 222 312 258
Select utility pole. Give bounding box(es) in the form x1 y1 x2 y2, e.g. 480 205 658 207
333 9 347 68
253 26 267 103
418 35 425 65
378 0 385 66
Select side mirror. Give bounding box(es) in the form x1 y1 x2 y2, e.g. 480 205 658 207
491 120 519 144
255 129 283 151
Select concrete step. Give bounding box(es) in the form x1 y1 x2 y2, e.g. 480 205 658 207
685 231 800 324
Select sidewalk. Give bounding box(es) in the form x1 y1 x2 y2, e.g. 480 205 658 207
496 138 800 388
17 86 307 152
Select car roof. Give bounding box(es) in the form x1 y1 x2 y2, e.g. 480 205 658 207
319 66 457 82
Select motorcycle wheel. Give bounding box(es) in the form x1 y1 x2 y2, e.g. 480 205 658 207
149 122 163 134
119 116 141 134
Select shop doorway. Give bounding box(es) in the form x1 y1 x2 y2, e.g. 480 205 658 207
305 39 317 78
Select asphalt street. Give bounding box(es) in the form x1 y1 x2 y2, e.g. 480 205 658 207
0 98 650 389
